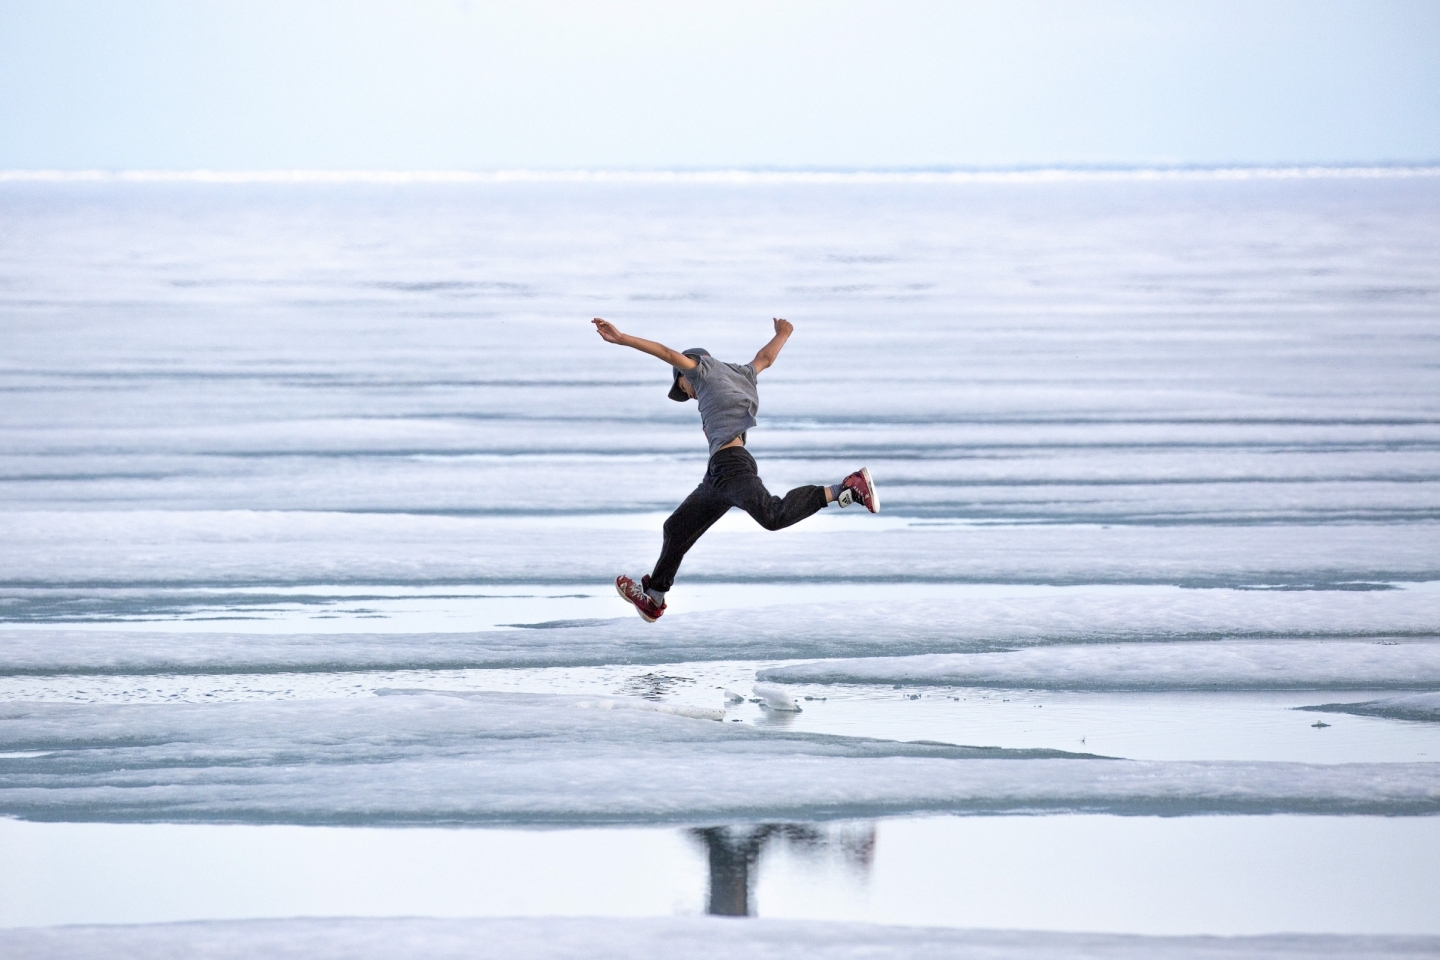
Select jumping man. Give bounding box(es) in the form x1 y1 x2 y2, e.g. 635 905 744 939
592 317 878 622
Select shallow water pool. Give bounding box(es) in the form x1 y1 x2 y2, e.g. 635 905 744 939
3 815 1438 935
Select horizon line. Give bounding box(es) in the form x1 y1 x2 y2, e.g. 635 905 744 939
2 163 1440 186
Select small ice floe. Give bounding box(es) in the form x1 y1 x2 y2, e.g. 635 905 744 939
723 689 746 704
1298 692 1440 724
752 683 802 712
758 641 1440 691
1312 721 1331 728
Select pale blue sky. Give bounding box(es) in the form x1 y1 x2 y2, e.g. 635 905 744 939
1 0 1437 170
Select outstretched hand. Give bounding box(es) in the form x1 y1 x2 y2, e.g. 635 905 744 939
751 317 794 373
592 318 624 344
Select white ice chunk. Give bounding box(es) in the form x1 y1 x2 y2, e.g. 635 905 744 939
758 640 1440 690
753 683 802 712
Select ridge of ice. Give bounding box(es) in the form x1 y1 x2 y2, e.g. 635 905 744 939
758 640 1440 690
9 164 1439 183
1300 692 1440 724
3 512 1438 589
6 588 1440 675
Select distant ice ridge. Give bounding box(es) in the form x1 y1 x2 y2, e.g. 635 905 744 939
1301 693 1440 724
4 164 1439 184
3 692 1438 824
5 917 1438 960
758 640 1440 691
4 589 1439 674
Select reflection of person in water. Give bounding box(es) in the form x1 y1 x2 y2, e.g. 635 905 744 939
693 825 773 916
690 823 876 917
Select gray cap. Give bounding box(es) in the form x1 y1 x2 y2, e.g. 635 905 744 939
668 348 709 402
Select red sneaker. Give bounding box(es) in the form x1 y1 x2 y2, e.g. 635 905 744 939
616 574 666 622
839 467 879 513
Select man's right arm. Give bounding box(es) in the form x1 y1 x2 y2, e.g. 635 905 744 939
592 318 697 369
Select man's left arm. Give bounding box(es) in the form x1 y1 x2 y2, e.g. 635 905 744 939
750 318 794 373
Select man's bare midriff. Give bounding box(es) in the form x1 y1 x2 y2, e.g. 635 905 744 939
718 436 746 451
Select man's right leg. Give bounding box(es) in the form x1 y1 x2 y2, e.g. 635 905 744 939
648 481 732 594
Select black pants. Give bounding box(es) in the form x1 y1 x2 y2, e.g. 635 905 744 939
649 445 828 592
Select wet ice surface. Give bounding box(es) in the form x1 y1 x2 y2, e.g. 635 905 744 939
4 175 1440 935
4 662 1439 764
8 688 1440 826
4 815 1440 937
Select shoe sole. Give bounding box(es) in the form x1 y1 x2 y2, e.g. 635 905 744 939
615 577 661 623
859 467 880 513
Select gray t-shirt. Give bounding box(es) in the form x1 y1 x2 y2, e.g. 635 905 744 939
685 353 759 457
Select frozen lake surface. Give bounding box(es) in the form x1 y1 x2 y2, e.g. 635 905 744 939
2 171 1438 943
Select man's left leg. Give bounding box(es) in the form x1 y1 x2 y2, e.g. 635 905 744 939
617 477 731 622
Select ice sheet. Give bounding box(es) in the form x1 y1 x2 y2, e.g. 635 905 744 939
6 422 1440 524
758 640 1440 690
4 916 1439 959
6 587 1438 673
3 692 1438 824
3 512 1438 590
1301 693 1440 724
